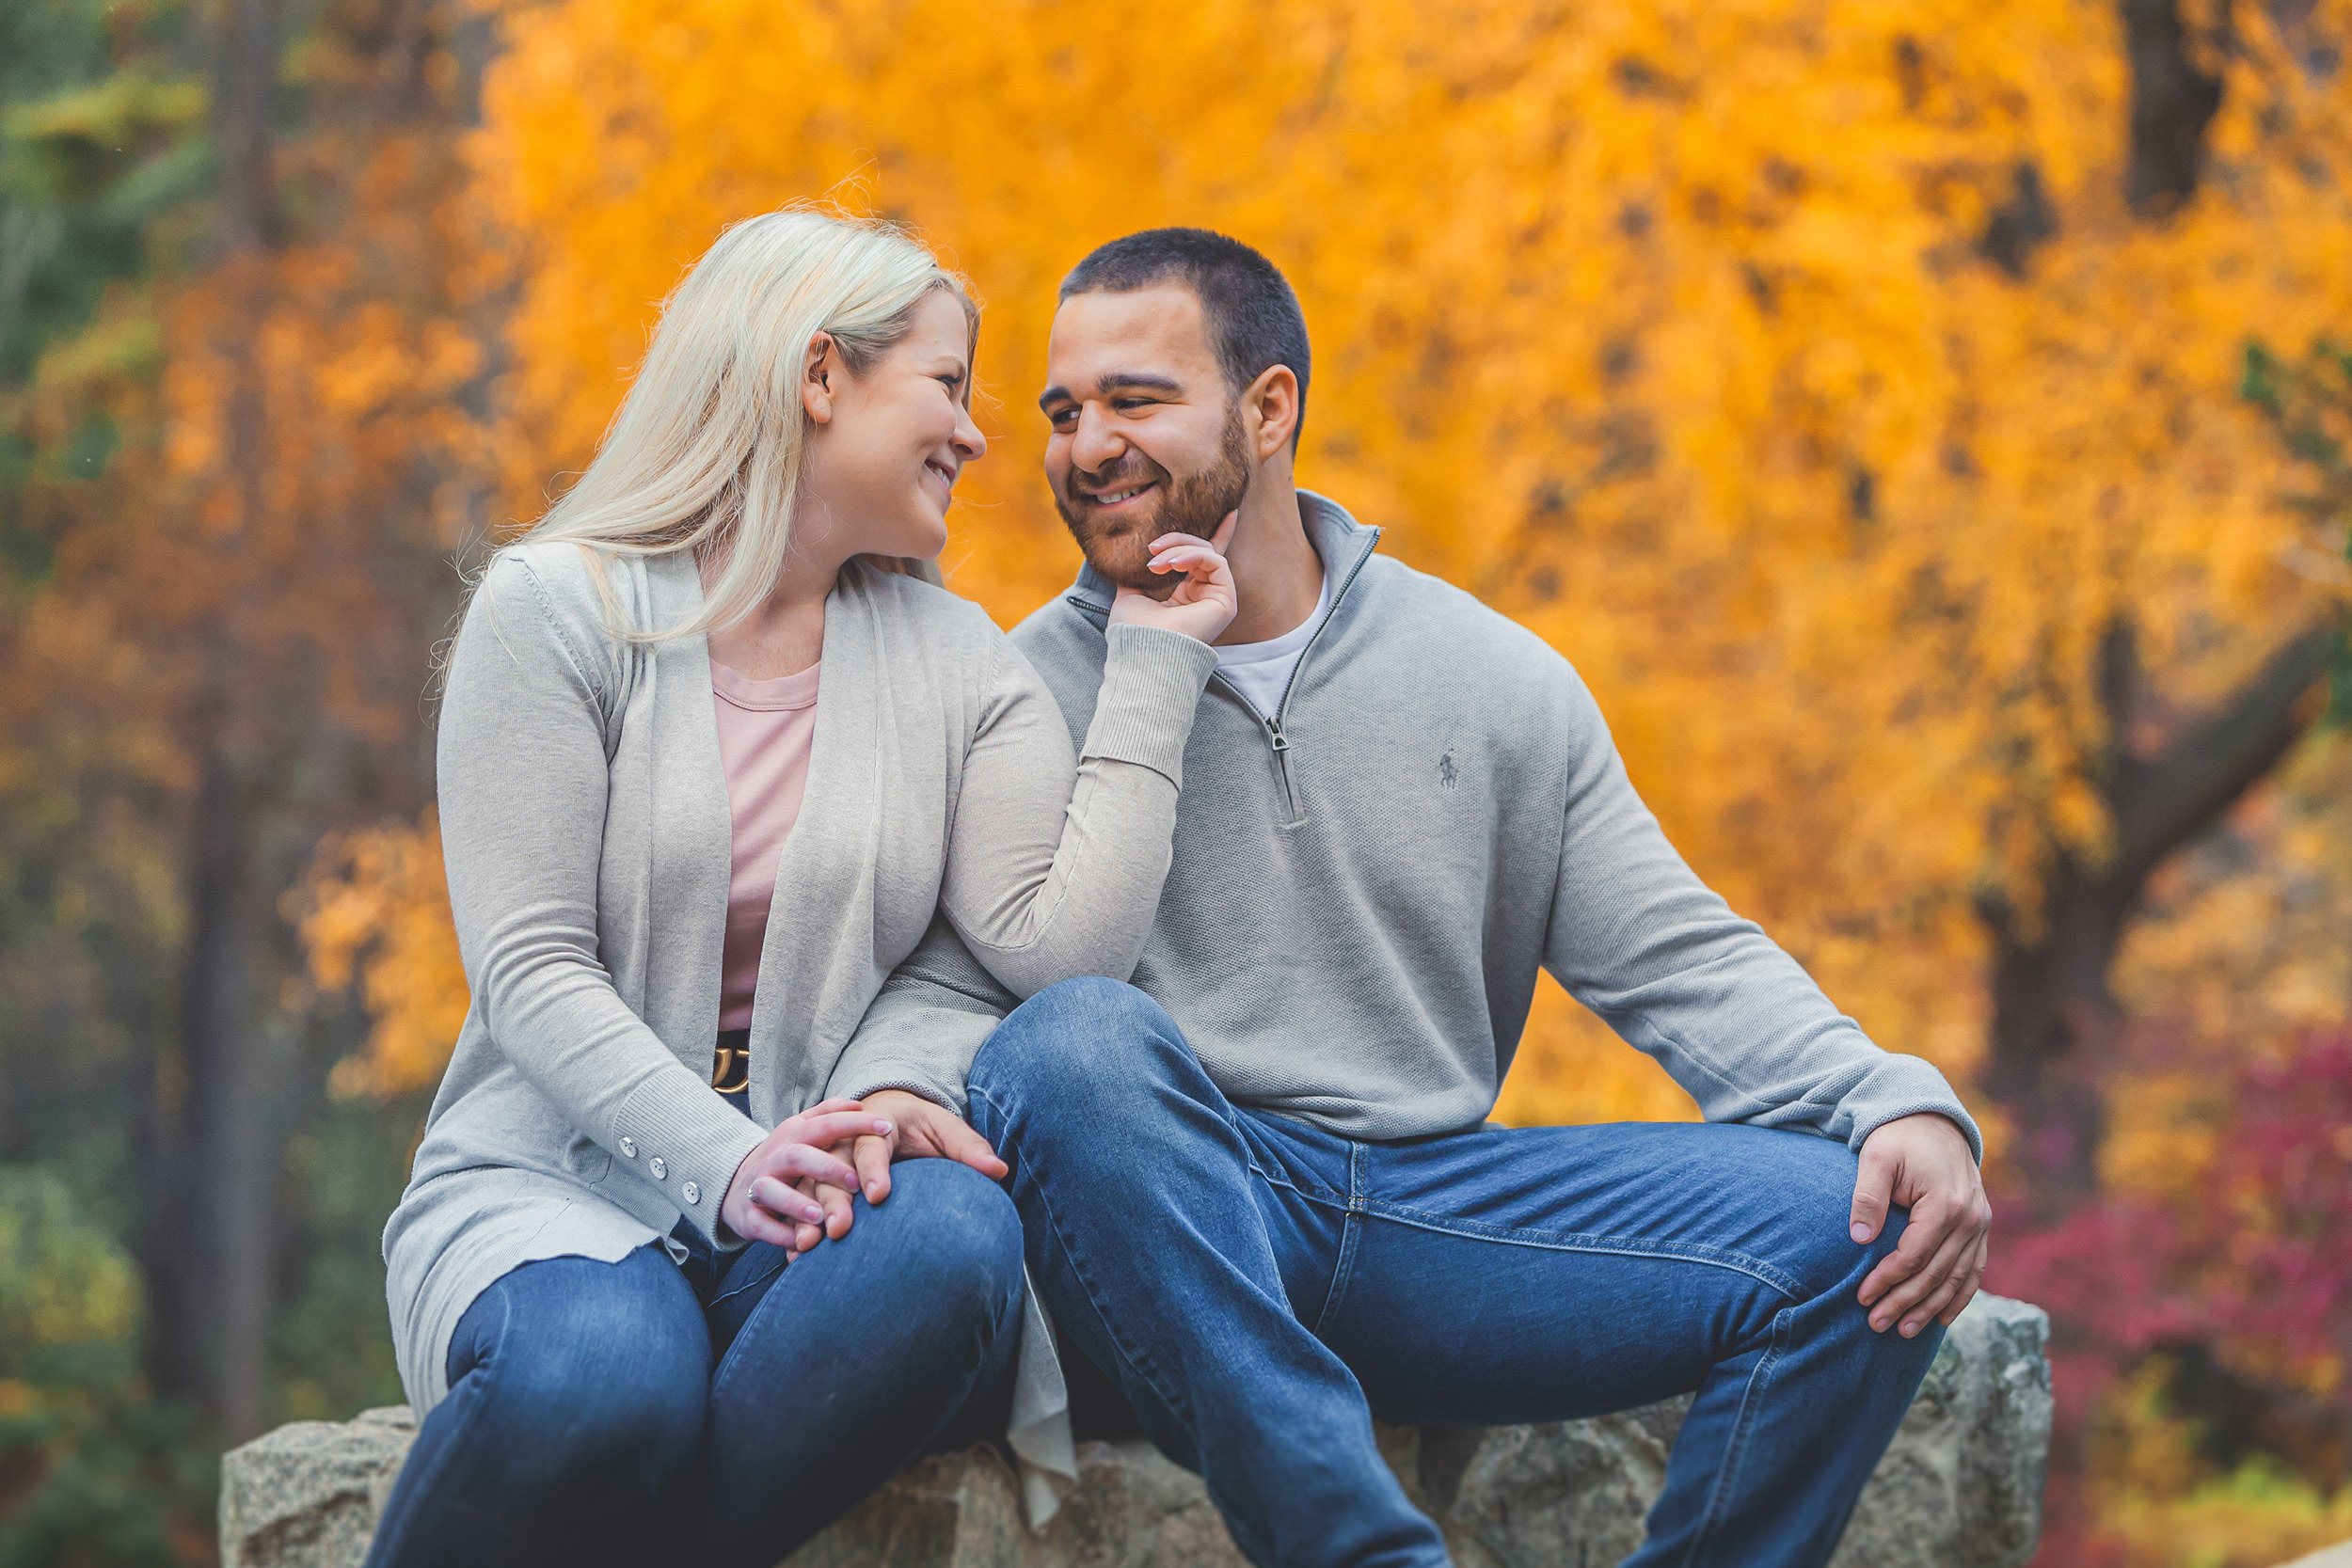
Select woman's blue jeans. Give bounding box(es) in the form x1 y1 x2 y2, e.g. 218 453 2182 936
362 1089 1024 1568
965 977 1947 1568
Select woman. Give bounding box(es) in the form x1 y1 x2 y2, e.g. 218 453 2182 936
366 209 1233 1568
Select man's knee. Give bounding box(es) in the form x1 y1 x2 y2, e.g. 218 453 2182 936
970 976 1193 1116
1717 1127 1909 1301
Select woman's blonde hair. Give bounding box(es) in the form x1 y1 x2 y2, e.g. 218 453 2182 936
511 205 977 643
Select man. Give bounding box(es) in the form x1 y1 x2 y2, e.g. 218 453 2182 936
834 229 1992 1568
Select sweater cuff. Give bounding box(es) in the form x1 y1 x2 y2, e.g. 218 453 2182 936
832 1066 967 1118
1851 1091 1986 1165
1081 624 1218 787
608 1065 769 1251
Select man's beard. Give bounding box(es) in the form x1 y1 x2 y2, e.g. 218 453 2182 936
1056 402 1251 595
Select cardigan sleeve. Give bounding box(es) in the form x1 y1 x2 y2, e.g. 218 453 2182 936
826 913 1016 1113
931 622 1216 1002
437 551 764 1249
1539 663 1983 1161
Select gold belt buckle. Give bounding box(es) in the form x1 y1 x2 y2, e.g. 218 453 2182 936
710 1041 750 1094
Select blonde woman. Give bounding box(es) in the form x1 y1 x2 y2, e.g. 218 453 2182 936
365 210 1233 1568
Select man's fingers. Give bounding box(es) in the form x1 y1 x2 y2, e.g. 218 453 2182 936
942 1119 1010 1179
1856 1191 1949 1307
1867 1222 1971 1334
1908 1253 1975 1335
1935 1238 1990 1328
809 1180 855 1241
854 1134 893 1205
1849 1147 1897 1245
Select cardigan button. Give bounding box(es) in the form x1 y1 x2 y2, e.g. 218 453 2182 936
681 1181 701 1205
618 1137 637 1158
648 1156 667 1180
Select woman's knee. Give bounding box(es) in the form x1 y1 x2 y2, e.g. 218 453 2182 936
864 1161 1025 1326
457 1251 710 1492
486 1338 706 1498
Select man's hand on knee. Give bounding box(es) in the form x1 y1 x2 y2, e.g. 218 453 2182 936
1848 1113 1992 1338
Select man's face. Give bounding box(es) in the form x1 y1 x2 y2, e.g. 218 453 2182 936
1040 285 1251 594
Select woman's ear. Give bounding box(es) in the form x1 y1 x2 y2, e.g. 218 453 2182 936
801 332 837 424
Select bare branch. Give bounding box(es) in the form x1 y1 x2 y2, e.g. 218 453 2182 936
2111 623 2337 886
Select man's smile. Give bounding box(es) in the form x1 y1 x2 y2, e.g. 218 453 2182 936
1077 479 1158 510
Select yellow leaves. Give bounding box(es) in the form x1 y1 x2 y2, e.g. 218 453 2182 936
1494 978 1701 1128
346 0 2352 1122
294 813 470 1100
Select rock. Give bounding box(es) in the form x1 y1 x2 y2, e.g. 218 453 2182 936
222 1295 2052 1568
2279 1545 2352 1568
219 1406 420 1568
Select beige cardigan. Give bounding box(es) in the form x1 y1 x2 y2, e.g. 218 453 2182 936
382 538 1215 1520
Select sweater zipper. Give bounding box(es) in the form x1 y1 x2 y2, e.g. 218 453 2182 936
1069 521 1383 831
1252 537 1379 828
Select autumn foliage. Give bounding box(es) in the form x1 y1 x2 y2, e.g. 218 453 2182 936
3 0 2349 1560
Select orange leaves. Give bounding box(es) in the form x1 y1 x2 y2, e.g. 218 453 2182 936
363 0 2352 1125
294 812 469 1100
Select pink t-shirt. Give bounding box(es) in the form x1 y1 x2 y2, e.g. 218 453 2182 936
710 657 821 1031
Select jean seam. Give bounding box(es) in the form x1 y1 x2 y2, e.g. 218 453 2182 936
1357 1197 1808 1302
1679 1304 1790 1568
707 1249 787 1312
967 1081 1200 1433
1311 1144 1368 1338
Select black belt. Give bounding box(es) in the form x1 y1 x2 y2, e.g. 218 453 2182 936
711 1027 750 1094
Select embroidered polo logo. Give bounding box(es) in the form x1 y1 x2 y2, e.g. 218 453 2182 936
1438 749 1458 788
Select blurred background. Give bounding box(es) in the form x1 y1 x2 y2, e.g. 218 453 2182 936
1 0 2348 1561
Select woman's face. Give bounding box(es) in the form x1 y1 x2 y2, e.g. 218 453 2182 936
798 290 986 563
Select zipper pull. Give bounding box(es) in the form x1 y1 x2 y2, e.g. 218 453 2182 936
1266 719 1291 752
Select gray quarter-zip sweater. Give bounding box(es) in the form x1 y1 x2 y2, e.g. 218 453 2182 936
847 489 1981 1158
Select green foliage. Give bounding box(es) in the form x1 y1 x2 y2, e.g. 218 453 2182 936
2242 339 2352 721
0 0 206 584
0 1167 205 1568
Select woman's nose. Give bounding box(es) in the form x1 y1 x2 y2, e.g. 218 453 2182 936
955 413 986 461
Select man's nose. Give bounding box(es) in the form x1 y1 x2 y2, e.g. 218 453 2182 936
1070 404 1125 475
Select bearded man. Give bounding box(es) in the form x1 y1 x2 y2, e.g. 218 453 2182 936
835 228 1993 1568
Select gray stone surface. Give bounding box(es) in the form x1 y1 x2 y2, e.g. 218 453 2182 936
2279 1545 2352 1568
222 1294 2052 1568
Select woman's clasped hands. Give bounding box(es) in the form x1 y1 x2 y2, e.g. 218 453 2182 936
721 1090 1010 1259
720 1100 887 1248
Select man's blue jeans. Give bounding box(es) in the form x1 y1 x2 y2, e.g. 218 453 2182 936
966 977 1944 1568
362 1144 1023 1568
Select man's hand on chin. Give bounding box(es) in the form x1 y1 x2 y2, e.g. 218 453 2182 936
1848 1112 1992 1338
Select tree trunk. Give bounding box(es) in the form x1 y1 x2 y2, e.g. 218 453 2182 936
1979 621 2333 1199
146 0 287 1439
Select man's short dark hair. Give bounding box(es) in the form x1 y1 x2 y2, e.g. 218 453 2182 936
1060 228 1311 444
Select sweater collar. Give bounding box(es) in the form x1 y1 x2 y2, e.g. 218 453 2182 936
1067 487 1383 625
